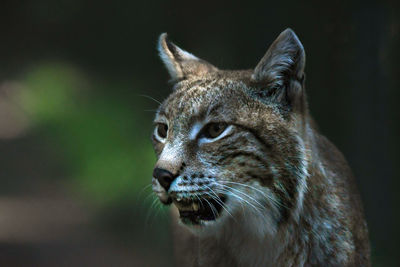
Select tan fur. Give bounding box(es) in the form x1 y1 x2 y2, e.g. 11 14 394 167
152 29 370 266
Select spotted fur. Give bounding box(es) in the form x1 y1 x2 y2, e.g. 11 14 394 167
152 29 370 266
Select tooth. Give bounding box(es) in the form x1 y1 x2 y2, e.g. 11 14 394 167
193 202 199 211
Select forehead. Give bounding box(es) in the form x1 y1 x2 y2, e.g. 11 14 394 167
158 78 247 121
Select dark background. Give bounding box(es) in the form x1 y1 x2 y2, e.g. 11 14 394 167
0 0 399 266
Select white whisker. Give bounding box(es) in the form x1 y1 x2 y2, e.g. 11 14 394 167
223 181 285 209
219 184 265 210
203 190 235 220
138 94 162 104
214 186 264 217
201 195 218 219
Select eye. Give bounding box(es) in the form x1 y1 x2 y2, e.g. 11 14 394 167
156 123 168 139
203 123 227 139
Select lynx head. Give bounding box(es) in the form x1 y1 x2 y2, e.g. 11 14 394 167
152 29 309 237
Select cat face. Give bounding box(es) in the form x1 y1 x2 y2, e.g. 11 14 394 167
152 29 309 234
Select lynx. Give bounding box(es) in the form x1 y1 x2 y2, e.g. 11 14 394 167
151 29 370 266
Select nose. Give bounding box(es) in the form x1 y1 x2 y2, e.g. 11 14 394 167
153 167 175 191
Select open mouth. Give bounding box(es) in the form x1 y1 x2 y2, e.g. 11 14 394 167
173 196 227 225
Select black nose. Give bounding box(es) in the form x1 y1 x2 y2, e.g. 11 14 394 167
153 168 175 191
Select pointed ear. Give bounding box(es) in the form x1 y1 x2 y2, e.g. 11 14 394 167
158 33 218 82
251 29 306 109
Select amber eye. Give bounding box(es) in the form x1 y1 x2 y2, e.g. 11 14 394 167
204 123 227 139
156 123 168 139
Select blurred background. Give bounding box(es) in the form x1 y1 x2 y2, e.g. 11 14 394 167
0 0 399 266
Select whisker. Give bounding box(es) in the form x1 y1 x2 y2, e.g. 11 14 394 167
223 181 285 209
138 94 162 104
145 196 160 227
137 183 153 202
203 185 235 219
204 191 234 219
223 181 269 197
216 187 262 215
203 185 224 203
201 195 218 220
214 185 265 217
154 200 168 219
143 191 157 206
195 193 205 208
219 184 265 210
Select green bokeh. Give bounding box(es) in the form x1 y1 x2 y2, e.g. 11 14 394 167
18 63 156 206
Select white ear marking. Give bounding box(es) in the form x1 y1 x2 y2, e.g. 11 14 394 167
158 33 181 80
